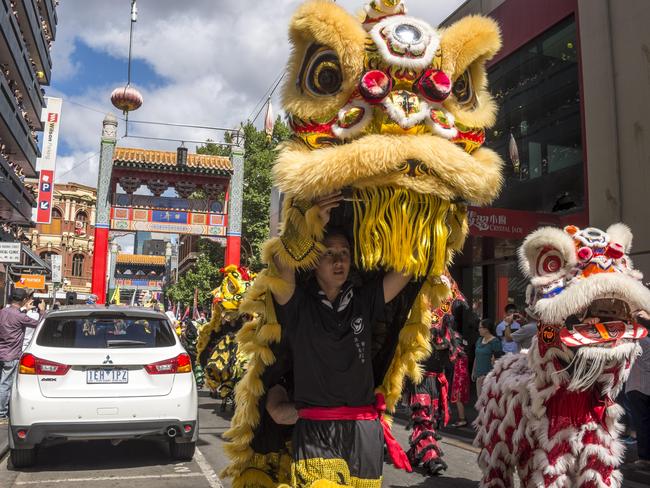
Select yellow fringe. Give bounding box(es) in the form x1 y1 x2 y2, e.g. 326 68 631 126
262 197 325 272
222 266 286 484
352 187 450 279
377 277 452 413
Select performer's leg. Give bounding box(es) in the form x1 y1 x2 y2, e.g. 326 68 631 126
348 419 383 488
575 426 623 488
628 390 650 461
408 374 447 475
290 419 383 488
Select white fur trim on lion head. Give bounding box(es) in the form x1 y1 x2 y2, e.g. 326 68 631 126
519 223 650 324
518 227 576 284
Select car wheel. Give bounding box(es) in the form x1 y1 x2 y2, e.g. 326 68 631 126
170 440 196 461
10 447 36 468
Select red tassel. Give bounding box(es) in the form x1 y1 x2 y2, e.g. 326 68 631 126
375 393 412 472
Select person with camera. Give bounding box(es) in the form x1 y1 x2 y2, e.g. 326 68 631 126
0 289 45 424
496 303 522 354
21 296 41 350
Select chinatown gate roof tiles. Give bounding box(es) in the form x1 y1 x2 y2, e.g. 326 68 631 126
112 147 233 176
115 254 166 266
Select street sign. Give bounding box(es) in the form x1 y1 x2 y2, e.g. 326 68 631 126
51 254 62 283
0 242 21 263
36 97 63 224
15 274 46 290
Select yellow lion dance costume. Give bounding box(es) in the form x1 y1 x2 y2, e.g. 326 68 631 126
196 265 255 403
223 1 503 486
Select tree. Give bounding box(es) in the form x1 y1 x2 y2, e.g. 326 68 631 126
165 239 224 310
196 117 291 270
165 117 291 307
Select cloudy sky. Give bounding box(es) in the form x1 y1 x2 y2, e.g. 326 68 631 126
48 0 466 187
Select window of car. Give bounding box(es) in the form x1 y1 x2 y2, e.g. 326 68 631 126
36 316 176 348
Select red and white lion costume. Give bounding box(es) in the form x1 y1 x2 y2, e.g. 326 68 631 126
474 223 650 487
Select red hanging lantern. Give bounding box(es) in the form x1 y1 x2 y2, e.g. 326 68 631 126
110 85 143 113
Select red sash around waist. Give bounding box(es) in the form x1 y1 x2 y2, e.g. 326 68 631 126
297 393 412 472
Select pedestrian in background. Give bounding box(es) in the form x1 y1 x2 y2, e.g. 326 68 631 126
472 319 503 396
511 311 538 351
626 310 650 467
0 289 44 424
450 335 470 427
496 304 521 354
21 295 41 351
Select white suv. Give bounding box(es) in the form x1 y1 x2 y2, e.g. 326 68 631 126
8 306 198 468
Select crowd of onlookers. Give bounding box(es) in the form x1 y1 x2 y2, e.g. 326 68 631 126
2 63 41 146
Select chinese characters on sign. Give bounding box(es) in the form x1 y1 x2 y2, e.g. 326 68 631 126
467 207 560 239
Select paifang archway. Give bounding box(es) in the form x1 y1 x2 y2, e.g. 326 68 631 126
90 114 246 304
95 146 235 304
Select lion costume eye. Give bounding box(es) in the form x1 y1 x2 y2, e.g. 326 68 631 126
300 45 343 96
452 69 475 106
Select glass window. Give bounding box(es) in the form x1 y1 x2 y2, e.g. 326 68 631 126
72 254 84 277
41 208 62 235
495 261 528 315
487 16 583 213
37 317 176 348
40 251 57 266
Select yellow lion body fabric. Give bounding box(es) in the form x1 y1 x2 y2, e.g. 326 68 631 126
196 265 255 401
222 1 503 486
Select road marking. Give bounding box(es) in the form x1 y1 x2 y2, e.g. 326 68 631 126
174 462 192 473
14 473 205 485
194 447 223 488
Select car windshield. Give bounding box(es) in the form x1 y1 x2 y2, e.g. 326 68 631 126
36 316 176 348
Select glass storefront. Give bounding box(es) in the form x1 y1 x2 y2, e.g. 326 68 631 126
487 16 583 214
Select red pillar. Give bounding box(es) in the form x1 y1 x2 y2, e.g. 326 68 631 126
224 235 241 266
91 227 109 303
90 113 119 304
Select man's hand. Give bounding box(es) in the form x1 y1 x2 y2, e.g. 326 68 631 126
633 310 650 327
266 384 298 425
314 192 343 227
634 310 650 321
37 300 46 312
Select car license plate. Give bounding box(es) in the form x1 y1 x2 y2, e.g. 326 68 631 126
86 369 128 384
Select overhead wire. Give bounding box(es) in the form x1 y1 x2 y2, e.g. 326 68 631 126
52 53 287 176
247 70 286 124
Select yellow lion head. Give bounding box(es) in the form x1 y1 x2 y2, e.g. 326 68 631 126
211 265 255 313
276 0 503 278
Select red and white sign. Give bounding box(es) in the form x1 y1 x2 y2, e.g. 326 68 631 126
35 97 62 224
467 207 561 240
74 220 86 235
36 170 54 224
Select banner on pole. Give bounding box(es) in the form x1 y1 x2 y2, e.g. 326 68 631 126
36 97 63 224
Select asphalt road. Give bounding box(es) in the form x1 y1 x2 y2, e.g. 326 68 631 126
0 390 482 487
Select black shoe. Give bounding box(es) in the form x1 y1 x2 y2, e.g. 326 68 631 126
427 459 448 476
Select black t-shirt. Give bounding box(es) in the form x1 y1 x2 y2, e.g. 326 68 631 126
274 278 385 408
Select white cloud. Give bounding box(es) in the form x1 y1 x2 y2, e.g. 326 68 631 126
50 0 466 184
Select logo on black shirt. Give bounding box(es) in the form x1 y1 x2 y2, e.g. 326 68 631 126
351 317 364 335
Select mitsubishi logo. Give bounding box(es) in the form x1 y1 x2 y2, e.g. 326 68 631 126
102 355 113 365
